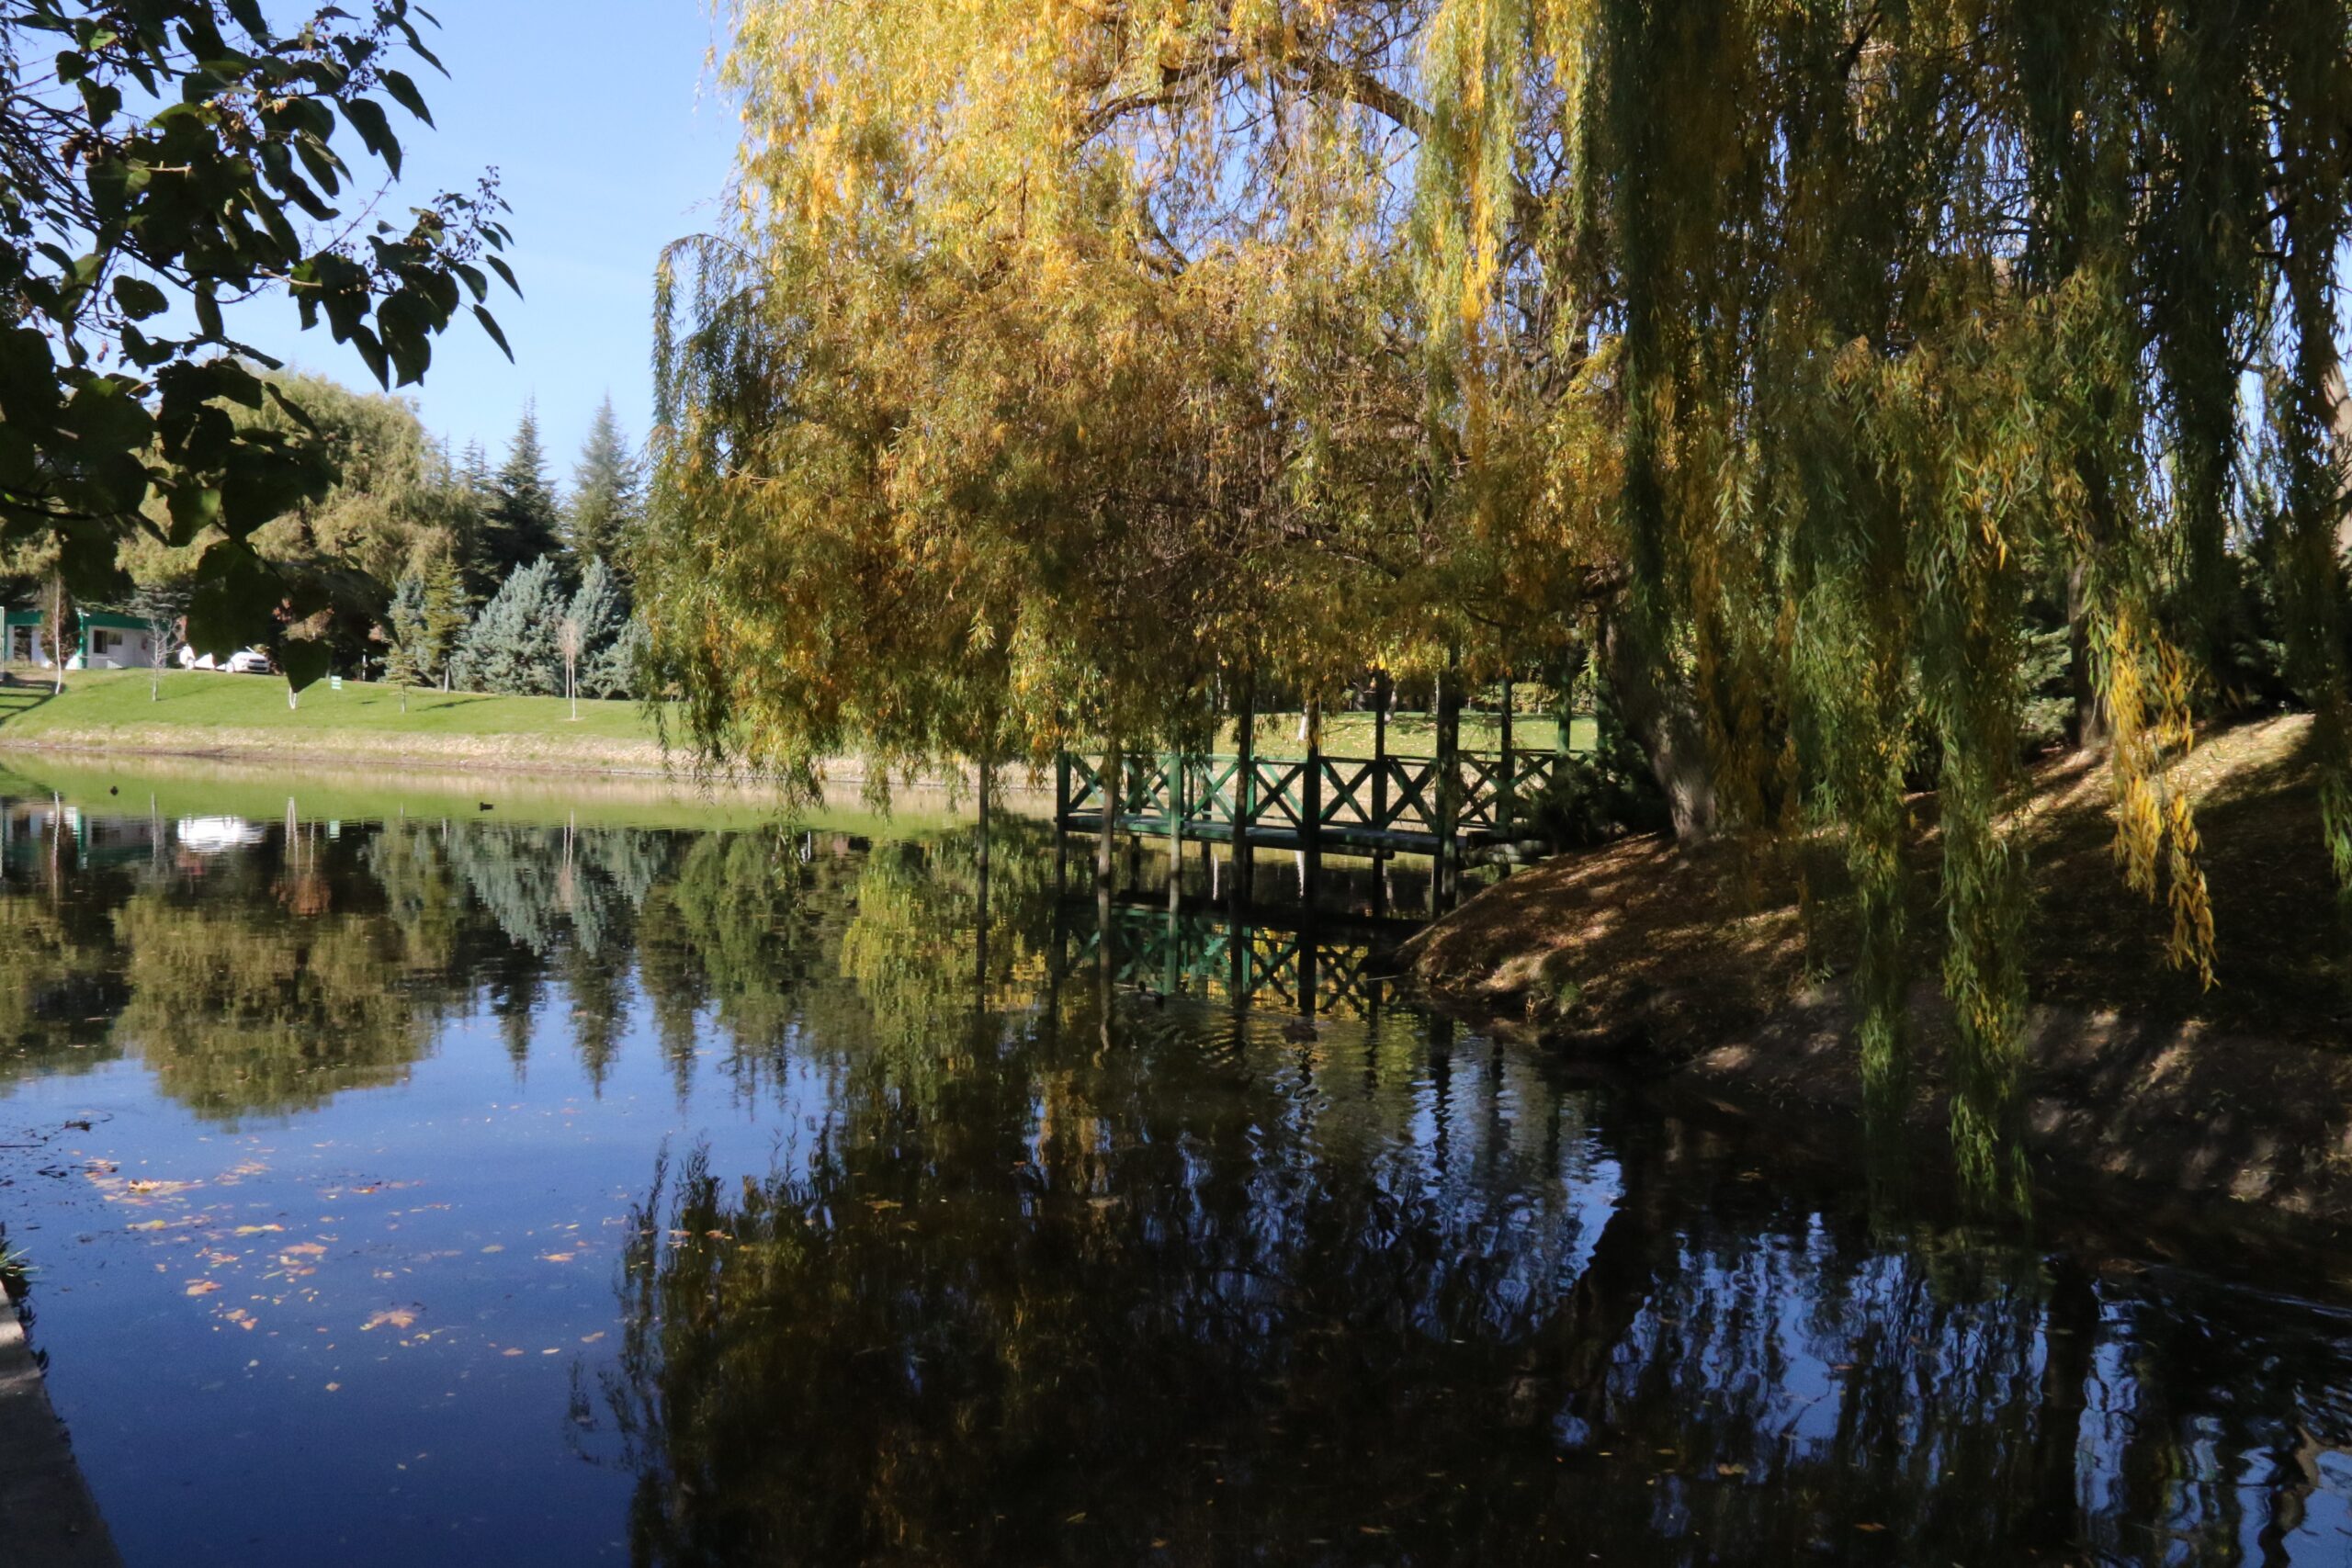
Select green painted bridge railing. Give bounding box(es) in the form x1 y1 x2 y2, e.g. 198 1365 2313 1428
1053 747 1559 856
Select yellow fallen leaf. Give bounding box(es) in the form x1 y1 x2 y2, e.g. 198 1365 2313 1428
579 1332 605 1345
185 1280 220 1296
127 1220 169 1232
538 1253 575 1263
324 1382 341 1393
281 1242 326 1257
232 1224 285 1235
480 1245 503 1254
362 1308 419 1332
501 1348 524 1358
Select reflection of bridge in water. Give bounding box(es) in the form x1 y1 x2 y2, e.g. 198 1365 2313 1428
1045 833 1430 1020
1054 896 1421 1021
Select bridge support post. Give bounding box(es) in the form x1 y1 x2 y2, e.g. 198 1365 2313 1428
1095 739 1121 894
1498 676 1518 867
1371 672 1391 917
1166 750 1186 919
1432 662 1461 915
1234 683 1257 910
1301 699 1324 903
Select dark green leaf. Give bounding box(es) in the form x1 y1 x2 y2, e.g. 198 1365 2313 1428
473 304 513 361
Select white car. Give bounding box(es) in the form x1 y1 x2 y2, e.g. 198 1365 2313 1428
178 647 275 674
175 817 268 855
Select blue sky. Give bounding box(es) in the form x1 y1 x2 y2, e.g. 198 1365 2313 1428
236 1 741 486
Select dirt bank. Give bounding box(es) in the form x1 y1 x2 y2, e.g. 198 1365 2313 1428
0 728 1006 796
1406 714 2352 1237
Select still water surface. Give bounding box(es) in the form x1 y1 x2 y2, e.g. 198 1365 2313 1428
0 773 2347 1565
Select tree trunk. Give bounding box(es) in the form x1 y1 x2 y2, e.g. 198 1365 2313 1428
48 580 65 697
1095 739 1121 893
2065 556 2109 752
1601 615 1717 844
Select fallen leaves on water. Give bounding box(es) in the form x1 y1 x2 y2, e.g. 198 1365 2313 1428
539 1252 576 1263
362 1307 420 1333
186 1280 220 1296
232 1224 284 1236
1716 1463 1747 1478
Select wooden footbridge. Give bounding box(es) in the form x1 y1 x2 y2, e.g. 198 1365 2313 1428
1054 735 1560 881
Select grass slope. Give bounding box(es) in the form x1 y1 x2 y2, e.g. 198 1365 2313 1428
0 669 668 770
0 669 657 739
0 671 1602 777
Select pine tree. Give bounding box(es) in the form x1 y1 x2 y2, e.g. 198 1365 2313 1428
588 619 646 702
445 437 498 598
482 404 564 582
564 397 644 578
383 573 428 711
422 553 470 692
451 556 564 695
566 557 633 699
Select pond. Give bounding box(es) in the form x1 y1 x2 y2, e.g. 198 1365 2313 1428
0 763 2348 1565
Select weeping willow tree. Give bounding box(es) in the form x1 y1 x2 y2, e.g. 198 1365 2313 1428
1403 0 2352 1195
641 0 1599 799
649 0 2352 1191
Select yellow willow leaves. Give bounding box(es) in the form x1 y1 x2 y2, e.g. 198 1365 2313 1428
2103 610 2214 987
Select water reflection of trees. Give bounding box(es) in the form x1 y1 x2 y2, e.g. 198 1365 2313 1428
586 1011 1602 1567
0 807 1089 1121
585 1041 2352 1566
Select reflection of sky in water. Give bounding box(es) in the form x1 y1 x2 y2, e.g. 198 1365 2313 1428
0 803 2344 1563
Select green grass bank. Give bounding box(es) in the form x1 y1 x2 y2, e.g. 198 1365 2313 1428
0 669 673 774
0 670 1600 780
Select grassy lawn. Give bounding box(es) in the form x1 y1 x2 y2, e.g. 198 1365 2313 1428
0 668 663 743
0 671 1603 772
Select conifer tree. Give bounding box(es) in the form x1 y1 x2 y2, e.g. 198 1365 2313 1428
451 556 564 695
384 573 430 712
483 405 565 582
588 621 646 703
447 438 499 598
565 558 632 699
421 553 471 693
565 399 645 578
